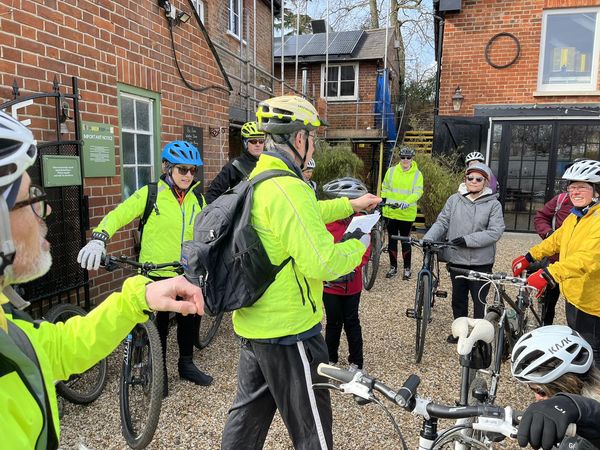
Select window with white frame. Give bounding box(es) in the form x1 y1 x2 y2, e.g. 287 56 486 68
120 94 155 199
321 64 359 100
228 0 241 37
191 0 204 24
538 8 600 92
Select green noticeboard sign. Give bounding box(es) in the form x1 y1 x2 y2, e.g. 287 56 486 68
82 121 116 177
42 155 82 188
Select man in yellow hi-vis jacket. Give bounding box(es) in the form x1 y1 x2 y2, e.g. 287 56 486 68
381 146 424 279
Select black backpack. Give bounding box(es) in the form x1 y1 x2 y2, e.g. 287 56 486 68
181 169 292 316
134 181 205 252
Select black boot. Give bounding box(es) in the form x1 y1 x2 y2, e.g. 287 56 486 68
178 356 213 386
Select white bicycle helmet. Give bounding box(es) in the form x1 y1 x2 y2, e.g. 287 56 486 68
562 159 600 184
0 110 37 193
465 151 485 164
304 159 316 170
511 325 593 384
322 177 368 200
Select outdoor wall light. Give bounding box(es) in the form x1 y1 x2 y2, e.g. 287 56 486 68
452 86 464 112
59 102 70 134
175 10 191 24
157 0 189 25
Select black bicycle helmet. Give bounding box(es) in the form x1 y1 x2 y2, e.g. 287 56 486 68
399 146 416 158
322 177 368 199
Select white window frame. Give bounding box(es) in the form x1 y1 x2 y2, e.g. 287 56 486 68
537 7 600 93
191 0 204 24
120 92 155 199
228 0 241 39
320 63 359 101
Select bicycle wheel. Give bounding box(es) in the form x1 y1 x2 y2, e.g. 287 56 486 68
194 312 224 349
524 299 543 334
363 224 382 291
415 273 431 363
120 321 164 449
45 304 108 404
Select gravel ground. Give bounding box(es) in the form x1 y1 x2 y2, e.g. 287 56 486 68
59 232 562 450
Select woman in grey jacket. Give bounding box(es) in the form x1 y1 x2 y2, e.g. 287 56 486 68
424 163 505 343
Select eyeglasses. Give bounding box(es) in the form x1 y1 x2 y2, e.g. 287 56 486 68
567 185 593 193
400 157 412 160
11 184 49 219
528 384 548 398
466 176 485 183
247 139 265 145
175 166 197 176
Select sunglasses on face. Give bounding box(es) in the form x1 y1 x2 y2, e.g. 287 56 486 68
400 157 412 161
175 166 197 176
248 139 265 145
11 184 49 219
528 384 548 398
466 176 485 183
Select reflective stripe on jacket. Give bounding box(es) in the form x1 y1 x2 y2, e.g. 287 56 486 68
0 276 151 449
381 161 424 221
232 154 366 339
529 202 600 317
94 178 204 277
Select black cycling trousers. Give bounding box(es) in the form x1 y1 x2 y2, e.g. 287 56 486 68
155 311 195 359
386 218 413 269
323 292 363 368
566 301 600 368
449 264 493 319
539 283 560 326
221 335 332 450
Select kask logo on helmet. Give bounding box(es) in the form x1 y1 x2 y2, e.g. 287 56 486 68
547 337 572 355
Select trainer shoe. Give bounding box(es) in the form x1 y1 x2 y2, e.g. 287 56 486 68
403 268 412 280
446 334 459 344
385 267 398 278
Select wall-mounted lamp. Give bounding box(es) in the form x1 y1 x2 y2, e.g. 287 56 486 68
452 86 464 112
59 102 70 134
175 10 191 24
158 0 189 26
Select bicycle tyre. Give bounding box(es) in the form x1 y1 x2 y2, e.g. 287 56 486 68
119 321 163 449
415 273 431 363
45 304 108 404
194 312 224 349
363 223 383 291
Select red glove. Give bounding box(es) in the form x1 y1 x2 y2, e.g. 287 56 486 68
512 254 531 277
527 269 551 298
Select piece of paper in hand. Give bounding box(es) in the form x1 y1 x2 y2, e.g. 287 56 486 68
345 211 381 234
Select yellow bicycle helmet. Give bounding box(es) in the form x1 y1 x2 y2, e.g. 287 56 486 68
241 121 265 139
256 95 328 135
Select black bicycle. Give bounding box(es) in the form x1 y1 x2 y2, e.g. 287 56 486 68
395 237 453 363
193 311 223 350
44 303 108 405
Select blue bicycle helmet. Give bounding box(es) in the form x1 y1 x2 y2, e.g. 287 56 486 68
161 141 203 166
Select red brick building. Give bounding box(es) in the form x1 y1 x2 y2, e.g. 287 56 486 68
435 0 600 231
0 0 277 308
274 27 402 190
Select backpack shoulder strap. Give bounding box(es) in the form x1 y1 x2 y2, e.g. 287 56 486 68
232 159 250 178
138 182 158 233
555 192 568 213
192 184 206 208
250 169 294 186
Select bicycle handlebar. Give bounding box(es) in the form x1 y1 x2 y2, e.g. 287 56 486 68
101 255 183 276
392 236 455 250
448 266 529 287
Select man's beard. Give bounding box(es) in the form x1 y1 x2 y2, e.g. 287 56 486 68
1 226 53 287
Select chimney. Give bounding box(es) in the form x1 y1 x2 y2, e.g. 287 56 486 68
311 19 327 33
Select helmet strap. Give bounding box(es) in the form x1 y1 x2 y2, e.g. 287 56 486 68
284 133 307 170
0 196 16 278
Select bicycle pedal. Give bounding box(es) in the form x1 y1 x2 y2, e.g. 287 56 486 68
435 291 448 298
405 308 416 319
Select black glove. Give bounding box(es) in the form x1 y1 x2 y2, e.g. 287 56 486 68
517 395 579 450
341 228 366 243
451 237 467 247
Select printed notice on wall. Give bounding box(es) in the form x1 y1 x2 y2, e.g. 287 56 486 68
82 121 116 177
42 155 82 188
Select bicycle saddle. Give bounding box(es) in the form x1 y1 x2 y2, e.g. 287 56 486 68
451 317 495 356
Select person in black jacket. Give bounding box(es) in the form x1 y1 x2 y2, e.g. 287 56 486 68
205 121 265 203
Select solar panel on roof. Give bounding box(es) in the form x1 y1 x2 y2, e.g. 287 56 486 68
275 30 365 58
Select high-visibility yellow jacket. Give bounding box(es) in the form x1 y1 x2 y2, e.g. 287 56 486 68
0 276 151 450
529 202 600 317
232 154 366 339
381 161 424 221
94 178 205 277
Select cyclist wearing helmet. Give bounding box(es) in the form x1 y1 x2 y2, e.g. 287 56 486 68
321 178 371 369
513 159 600 367
78 140 212 394
424 163 505 342
205 120 265 203
511 326 600 450
381 146 424 279
303 158 317 194
465 151 498 193
0 111 204 449
220 95 381 450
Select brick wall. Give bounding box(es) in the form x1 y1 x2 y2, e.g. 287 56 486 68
0 0 230 302
439 0 600 115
